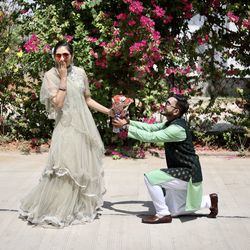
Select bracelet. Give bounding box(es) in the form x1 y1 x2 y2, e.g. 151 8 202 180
108 109 114 117
59 87 67 91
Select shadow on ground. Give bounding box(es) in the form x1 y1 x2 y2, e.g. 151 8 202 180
102 201 250 223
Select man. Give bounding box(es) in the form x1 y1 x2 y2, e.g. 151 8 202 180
112 94 218 224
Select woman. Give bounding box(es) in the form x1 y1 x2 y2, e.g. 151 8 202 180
19 41 112 227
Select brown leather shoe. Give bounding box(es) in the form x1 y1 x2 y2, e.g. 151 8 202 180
208 193 218 218
142 215 172 224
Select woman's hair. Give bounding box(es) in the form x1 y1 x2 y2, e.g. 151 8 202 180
171 94 189 116
53 41 74 56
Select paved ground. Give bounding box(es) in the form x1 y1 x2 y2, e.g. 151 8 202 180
0 151 250 250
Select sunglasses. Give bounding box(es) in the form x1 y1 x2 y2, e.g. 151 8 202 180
55 53 70 61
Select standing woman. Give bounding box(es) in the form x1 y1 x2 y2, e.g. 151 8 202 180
19 41 112 227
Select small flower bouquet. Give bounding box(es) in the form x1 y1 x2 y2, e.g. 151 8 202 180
112 95 133 133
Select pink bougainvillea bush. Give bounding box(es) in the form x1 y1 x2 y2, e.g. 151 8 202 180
0 0 249 149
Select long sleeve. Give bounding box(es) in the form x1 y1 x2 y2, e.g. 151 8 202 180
130 120 166 132
128 123 186 143
40 70 60 119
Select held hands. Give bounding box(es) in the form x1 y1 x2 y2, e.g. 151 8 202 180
112 118 128 128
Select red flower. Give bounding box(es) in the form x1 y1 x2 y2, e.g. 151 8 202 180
95 57 108 69
227 11 239 23
95 80 102 89
118 130 128 140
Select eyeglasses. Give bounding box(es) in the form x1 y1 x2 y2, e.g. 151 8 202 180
55 53 70 61
166 100 178 109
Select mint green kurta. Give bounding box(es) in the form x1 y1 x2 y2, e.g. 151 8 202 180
128 120 202 211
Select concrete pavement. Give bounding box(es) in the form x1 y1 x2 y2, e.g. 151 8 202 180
0 151 250 250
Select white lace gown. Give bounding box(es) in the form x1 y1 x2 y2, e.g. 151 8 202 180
19 66 106 227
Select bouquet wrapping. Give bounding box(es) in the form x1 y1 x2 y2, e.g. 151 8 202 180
112 95 133 133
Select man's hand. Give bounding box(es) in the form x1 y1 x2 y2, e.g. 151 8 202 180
112 118 128 128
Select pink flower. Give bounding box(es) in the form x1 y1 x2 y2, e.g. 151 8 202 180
129 40 147 55
181 1 193 19
118 130 128 140
95 57 108 69
227 11 239 23
86 36 98 43
163 15 173 24
128 20 136 26
113 21 120 27
165 67 177 76
90 49 98 58
136 148 145 159
72 0 85 10
64 35 74 43
123 0 132 3
31 138 39 147
140 16 155 31
170 87 182 95
124 32 134 37
184 12 193 19
183 3 192 12
210 0 220 8
143 117 156 124
43 44 51 53
99 42 107 47
116 13 128 20
24 33 40 53
151 31 161 41
195 65 203 73
242 19 250 29
111 151 123 156
177 66 191 75
113 29 120 36
153 6 165 18
20 9 29 14
151 47 161 62
129 1 144 15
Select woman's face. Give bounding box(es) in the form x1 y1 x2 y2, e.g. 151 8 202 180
54 46 73 67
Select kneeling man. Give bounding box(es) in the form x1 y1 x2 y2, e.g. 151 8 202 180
113 94 218 224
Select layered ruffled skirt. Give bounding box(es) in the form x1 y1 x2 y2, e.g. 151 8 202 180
19 109 105 228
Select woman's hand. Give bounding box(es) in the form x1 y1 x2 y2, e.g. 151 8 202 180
58 61 67 80
112 118 128 128
108 109 115 118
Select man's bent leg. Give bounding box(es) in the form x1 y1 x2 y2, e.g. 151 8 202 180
144 176 170 217
143 176 172 224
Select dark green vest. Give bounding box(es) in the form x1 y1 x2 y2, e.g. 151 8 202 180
161 118 203 183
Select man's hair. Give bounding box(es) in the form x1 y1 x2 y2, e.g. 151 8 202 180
53 41 74 56
171 94 189 116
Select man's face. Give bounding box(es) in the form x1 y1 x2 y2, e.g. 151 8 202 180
164 97 179 116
